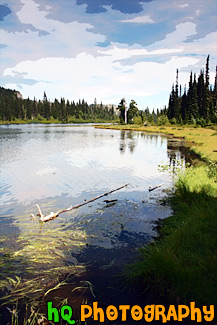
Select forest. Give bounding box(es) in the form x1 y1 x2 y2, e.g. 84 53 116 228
0 89 117 123
117 55 217 126
0 55 216 125
167 55 217 125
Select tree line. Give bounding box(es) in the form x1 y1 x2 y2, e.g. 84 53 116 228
0 55 216 125
167 55 217 125
0 90 117 123
117 55 217 126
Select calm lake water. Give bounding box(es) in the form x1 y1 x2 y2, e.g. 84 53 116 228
0 124 187 320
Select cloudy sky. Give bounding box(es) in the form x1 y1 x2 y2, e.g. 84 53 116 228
0 0 217 109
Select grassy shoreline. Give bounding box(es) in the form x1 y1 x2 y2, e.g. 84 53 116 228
127 165 217 306
96 124 217 307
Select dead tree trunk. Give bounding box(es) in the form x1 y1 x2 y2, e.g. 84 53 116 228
31 184 128 223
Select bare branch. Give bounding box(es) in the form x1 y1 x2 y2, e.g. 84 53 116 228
148 184 164 192
33 184 129 223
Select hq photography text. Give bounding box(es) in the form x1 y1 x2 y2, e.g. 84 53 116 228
47 301 215 323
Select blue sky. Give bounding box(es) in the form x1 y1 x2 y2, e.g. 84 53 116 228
0 0 217 109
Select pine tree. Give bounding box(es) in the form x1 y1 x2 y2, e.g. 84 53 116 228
213 66 217 117
43 91 51 120
197 70 205 118
127 100 138 123
204 55 210 120
186 71 193 123
181 86 187 122
167 84 175 120
25 97 32 119
118 98 127 124
191 73 199 119
174 69 180 120
32 97 37 118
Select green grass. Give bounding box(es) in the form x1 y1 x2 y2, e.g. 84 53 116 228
127 166 217 305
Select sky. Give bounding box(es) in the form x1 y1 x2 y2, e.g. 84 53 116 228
0 0 217 110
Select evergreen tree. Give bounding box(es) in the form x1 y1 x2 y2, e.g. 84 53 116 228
167 84 175 119
174 69 181 121
127 100 138 123
25 97 32 120
213 66 217 115
181 86 187 122
197 70 205 118
204 55 210 120
118 98 127 123
191 73 199 119
186 71 194 123
32 97 38 118
43 91 51 120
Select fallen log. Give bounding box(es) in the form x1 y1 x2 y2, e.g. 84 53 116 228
148 183 164 192
103 199 118 204
31 184 128 223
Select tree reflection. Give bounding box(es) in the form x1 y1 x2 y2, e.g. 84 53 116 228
119 130 137 154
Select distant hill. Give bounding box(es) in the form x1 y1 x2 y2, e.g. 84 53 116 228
0 86 23 100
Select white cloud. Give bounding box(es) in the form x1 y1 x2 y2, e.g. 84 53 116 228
4 10 216 108
149 22 197 50
98 45 183 61
179 4 189 9
2 0 217 109
0 0 105 73
3 53 198 108
120 15 154 24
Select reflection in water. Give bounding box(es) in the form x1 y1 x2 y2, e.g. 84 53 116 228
0 124 192 318
166 138 198 174
0 124 182 259
119 130 126 154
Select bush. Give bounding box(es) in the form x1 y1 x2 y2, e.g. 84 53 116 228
37 114 43 121
206 160 217 181
157 115 169 126
133 116 143 125
196 118 206 127
170 117 177 125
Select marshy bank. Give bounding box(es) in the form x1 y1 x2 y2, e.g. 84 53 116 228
0 124 216 324
97 124 217 319
127 163 217 308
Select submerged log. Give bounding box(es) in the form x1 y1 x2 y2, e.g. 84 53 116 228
31 184 128 223
103 199 118 203
148 183 164 192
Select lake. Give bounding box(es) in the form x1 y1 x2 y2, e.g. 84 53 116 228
0 124 187 320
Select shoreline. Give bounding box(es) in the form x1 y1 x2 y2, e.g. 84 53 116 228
94 124 217 161
0 119 119 125
95 123 217 308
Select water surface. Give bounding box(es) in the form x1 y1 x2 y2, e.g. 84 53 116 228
0 124 185 319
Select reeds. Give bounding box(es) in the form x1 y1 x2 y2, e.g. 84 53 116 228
0 215 88 323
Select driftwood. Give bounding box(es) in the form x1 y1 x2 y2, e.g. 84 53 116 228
148 183 164 192
103 199 118 204
31 184 128 223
